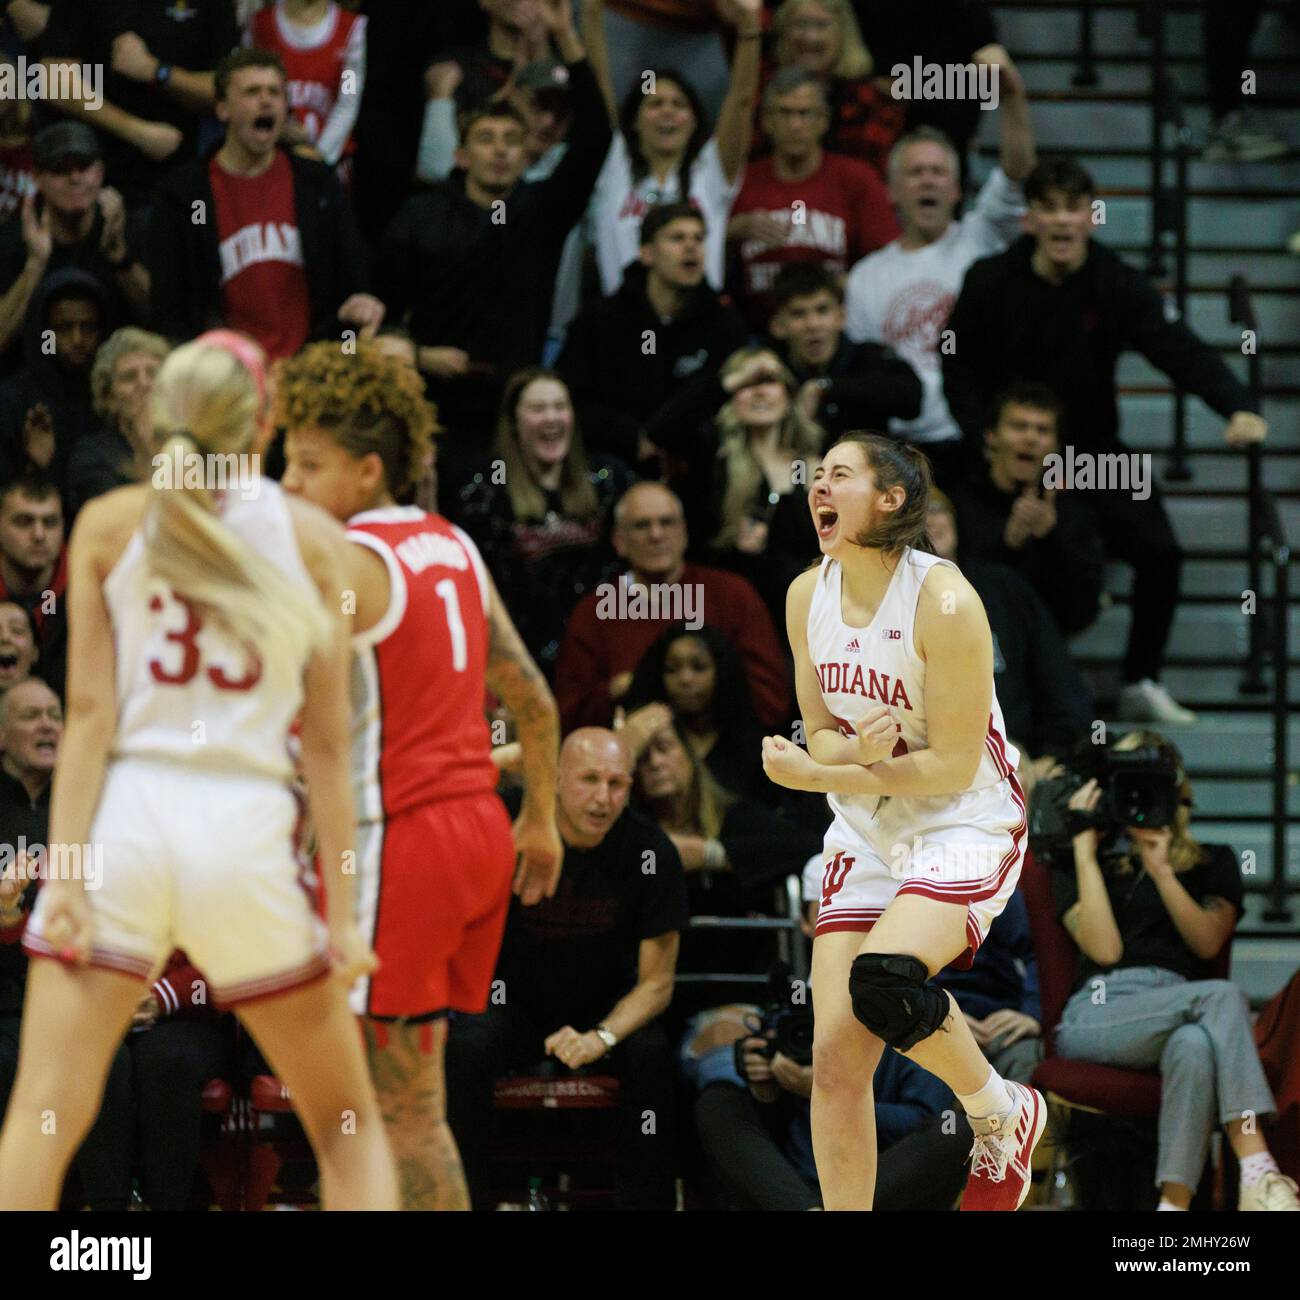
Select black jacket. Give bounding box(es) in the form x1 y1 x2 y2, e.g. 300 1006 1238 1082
772 334 922 437
950 460 1106 637
942 235 1257 454
0 267 107 497
378 57 610 435
0 766 49 1017
557 261 751 464
147 144 370 344
963 558 1095 758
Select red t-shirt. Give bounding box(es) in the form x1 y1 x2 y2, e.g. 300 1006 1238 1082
209 149 311 359
731 151 899 329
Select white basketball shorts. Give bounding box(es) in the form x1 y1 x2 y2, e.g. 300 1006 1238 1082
810 774 1027 968
24 758 330 1004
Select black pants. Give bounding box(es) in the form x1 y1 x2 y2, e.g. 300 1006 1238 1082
75 1019 232 1211
1205 0 1269 120
695 1082 971 1210
446 1003 678 1211
1086 485 1182 684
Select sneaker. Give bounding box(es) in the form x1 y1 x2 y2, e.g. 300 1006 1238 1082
1239 1169 1300 1211
1117 678 1198 725
960 1081 1047 1211
1203 111 1289 163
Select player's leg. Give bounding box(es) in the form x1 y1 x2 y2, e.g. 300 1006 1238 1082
363 1015 468 1211
235 976 399 1211
0 959 143 1209
810 928 886 1209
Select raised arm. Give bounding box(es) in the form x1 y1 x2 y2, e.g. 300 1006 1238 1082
713 0 763 184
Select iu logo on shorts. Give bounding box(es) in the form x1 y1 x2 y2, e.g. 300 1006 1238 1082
821 850 855 907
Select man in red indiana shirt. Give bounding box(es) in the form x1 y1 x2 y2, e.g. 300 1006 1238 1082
555 482 791 734
726 66 897 331
148 47 382 358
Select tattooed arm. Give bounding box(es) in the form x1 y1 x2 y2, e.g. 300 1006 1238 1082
484 571 563 905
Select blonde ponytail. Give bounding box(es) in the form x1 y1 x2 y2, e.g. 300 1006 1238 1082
146 338 330 664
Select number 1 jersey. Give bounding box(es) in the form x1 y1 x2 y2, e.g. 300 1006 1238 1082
347 506 498 821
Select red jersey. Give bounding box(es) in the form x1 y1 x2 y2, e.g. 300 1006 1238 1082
247 1 365 166
209 148 310 360
347 507 497 819
730 151 899 329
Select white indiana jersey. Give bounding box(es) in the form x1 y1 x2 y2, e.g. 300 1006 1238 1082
104 481 318 783
807 548 1019 835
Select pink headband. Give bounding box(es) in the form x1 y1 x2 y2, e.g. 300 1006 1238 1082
196 329 268 408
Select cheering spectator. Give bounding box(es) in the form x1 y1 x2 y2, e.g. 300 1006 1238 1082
622 622 766 799
842 55 1034 486
762 0 905 179
946 382 1105 641
926 490 1093 786
36 0 240 212
0 268 104 498
726 66 896 330
148 47 381 360
378 2 608 469
942 157 1267 723
0 51 37 225
430 0 548 115
0 474 65 696
555 482 791 733
557 202 749 467
766 262 920 440
0 123 147 370
448 368 632 678
664 346 822 624
849 0 1017 181
446 728 688 1211
587 0 762 296
66 326 168 519
244 0 367 180
0 600 39 691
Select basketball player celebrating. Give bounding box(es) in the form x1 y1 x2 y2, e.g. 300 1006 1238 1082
762 432 1043 1211
0 332 399 1210
275 341 562 1210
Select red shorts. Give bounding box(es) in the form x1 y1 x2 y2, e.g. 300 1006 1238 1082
350 790 515 1019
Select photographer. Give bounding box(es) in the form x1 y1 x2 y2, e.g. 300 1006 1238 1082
1050 730 1299 1212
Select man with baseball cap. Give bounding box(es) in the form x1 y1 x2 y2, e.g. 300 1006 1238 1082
0 123 148 371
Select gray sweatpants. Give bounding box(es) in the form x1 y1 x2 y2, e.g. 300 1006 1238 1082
1054 966 1276 1191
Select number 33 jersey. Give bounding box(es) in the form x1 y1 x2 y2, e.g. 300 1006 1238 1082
346 506 498 822
105 480 319 783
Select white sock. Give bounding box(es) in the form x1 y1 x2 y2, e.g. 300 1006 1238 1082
1157 1199 1186 1211
1238 1153 1279 1188
956 1067 1014 1121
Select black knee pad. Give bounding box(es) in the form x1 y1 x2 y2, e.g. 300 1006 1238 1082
848 953 948 1051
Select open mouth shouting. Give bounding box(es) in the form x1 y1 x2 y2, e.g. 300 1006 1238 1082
0 651 21 683
815 503 839 542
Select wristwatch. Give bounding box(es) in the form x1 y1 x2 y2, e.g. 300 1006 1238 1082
594 1024 618 1055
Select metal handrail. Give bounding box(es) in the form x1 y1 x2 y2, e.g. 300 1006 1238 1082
1227 276 1293 923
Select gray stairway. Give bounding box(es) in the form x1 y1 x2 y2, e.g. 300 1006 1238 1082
981 0 1300 998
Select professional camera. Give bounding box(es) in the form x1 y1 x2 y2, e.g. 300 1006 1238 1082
733 962 815 1077
1028 735 1185 871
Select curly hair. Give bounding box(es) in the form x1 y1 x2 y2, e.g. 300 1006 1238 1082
272 341 437 497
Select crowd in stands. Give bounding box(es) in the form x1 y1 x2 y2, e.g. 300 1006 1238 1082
0 0 1291 1212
